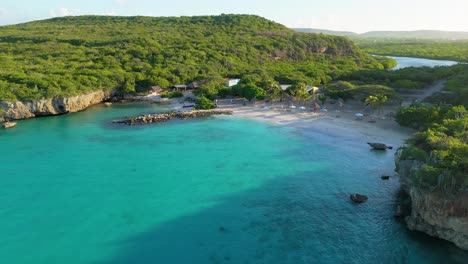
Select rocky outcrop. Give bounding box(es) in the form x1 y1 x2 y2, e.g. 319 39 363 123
396 155 468 250
2 121 16 128
350 193 368 203
0 90 113 122
113 109 233 125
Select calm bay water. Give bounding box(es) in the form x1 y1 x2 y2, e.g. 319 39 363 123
389 56 459 70
1 103 467 263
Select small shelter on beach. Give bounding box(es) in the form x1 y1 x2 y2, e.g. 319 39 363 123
172 85 188 92
306 86 319 94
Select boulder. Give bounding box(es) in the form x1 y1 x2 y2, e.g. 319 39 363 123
2 121 16 129
350 193 368 203
381 175 390 180
367 142 393 150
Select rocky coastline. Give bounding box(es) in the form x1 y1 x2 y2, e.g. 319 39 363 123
113 109 233 125
395 153 468 250
0 90 113 122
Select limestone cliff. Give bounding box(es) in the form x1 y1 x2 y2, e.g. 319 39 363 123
396 155 468 250
0 90 113 122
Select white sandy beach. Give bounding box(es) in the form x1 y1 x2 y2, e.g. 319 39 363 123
222 101 414 148
144 90 414 148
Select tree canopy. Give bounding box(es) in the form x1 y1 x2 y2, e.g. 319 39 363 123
0 15 388 101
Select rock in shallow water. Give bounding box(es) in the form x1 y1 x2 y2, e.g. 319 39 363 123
350 194 368 203
367 142 393 150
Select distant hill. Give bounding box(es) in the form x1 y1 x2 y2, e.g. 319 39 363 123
361 30 468 40
293 28 358 37
293 28 468 40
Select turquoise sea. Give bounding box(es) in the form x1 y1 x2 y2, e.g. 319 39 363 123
1 103 467 264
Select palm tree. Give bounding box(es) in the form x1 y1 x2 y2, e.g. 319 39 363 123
263 80 281 106
365 95 387 115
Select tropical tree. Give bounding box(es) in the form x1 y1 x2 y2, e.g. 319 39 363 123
365 95 387 115
288 83 310 106
263 79 282 105
377 95 388 114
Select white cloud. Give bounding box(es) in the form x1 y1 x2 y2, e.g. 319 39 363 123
49 7 80 18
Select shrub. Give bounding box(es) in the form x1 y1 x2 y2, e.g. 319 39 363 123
350 84 398 101
195 95 215 109
400 146 428 162
395 106 442 130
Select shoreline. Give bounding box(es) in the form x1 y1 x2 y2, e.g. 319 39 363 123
231 104 413 147
170 99 413 148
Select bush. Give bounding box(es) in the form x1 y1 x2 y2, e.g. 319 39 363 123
400 146 428 161
395 106 443 130
350 84 398 101
323 81 355 100
195 95 215 109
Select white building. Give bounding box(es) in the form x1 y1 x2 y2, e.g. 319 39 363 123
226 79 240 87
280 84 292 91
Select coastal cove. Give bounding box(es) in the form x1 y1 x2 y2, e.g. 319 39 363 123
1 102 467 263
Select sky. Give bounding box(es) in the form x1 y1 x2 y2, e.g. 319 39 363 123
0 0 467 33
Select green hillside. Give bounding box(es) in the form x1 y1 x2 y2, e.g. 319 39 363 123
356 39 468 62
0 15 386 101
293 28 468 62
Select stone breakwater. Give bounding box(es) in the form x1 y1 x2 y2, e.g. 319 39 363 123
0 90 113 122
113 109 234 125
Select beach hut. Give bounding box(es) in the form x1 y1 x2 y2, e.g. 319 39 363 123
173 85 188 92
306 86 319 94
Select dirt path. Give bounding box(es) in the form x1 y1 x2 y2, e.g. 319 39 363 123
400 80 446 107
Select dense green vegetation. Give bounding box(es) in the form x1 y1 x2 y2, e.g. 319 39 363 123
396 60 468 194
194 95 215 110
0 15 388 102
322 81 398 101
425 65 468 106
357 39 468 62
395 65 468 193
341 63 468 90
397 106 468 193
294 28 468 62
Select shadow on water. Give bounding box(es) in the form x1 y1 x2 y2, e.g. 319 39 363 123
95 175 468 264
